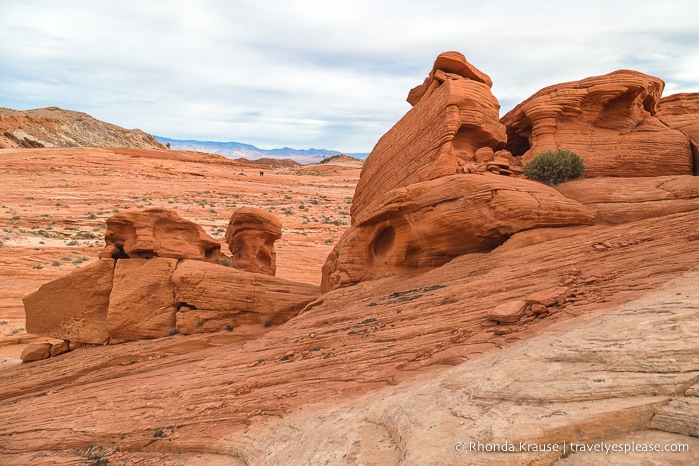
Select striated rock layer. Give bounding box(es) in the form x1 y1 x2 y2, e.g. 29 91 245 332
501 70 693 177
351 51 507 221
658 93 699 175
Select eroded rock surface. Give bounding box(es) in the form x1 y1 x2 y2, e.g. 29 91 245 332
225 207 282 276
658 93 699 175
501 70 693 177
556 175 699 224
101 208 221 263
351 51 507 220
323 174 594 291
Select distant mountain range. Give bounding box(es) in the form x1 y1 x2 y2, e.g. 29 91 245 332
156 136 368 164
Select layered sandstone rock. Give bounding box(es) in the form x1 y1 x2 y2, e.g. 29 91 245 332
23 259 115 344
173 260 320 335
225 207 282 276
657 93 699 175
323 174 594 291
351 51 507 220
101 208 220 263
24 207 316 346
556 175 699 224
501 70 693 177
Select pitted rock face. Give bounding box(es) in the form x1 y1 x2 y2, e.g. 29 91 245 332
225 207 282 276
501 70 694 177
322 174 595 292
351 51 507 222
101 208 220 263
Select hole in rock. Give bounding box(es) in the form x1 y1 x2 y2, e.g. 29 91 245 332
255 249 272 267
111 244 129 260
372 226 395 258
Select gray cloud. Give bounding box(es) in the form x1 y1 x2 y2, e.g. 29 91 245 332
1 0 698 153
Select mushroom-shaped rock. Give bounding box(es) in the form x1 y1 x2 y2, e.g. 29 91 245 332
322 174 595 292
501 70 693 178
351 51 507 221
100 208 220 263
225 207 282 276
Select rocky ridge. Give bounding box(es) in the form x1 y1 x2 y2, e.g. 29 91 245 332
0 107 165 149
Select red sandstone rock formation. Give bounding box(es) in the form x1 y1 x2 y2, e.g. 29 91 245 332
101 208 221 263
658 93 699 175
24 208 319 347
351 51 507 220
500 70 693 177
556 175 699 224
225 207 282 276
322 174 594 291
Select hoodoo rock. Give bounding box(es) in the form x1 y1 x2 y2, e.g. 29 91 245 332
500 70 693 177
323 174 594 291
657 93 699 175
351 51 507 220
225 207 282 276
101 208 220 263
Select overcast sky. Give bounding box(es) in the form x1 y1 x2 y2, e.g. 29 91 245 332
1 0 698 153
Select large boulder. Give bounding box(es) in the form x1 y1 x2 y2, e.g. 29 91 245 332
23 259 115 344
225 207 282 276
351 51 507 221
107 258 179 341
322 174 595 291
657 93 699 175
173 260 321 335
501 70 693 177
101 208 220 263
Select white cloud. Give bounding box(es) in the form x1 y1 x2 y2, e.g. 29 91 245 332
1 0 698 153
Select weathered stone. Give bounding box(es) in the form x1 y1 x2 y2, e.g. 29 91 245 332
557 175 699 224
649 397 699 437
323 174 594 291
173 260 320 335
23 259 115 344
20 343 52 362
107 258 178 341
501 70 693 177
225 207 282 276
352 51 507 221
487 300 528 323
49 341 70 357
526 286 570 307
101 208 220 263
658 93 699 176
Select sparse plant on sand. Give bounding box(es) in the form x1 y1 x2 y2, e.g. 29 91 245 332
524 149 585 185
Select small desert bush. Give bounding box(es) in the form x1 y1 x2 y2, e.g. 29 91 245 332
524 149 585 185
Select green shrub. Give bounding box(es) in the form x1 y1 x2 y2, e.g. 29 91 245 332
524 149 586 185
